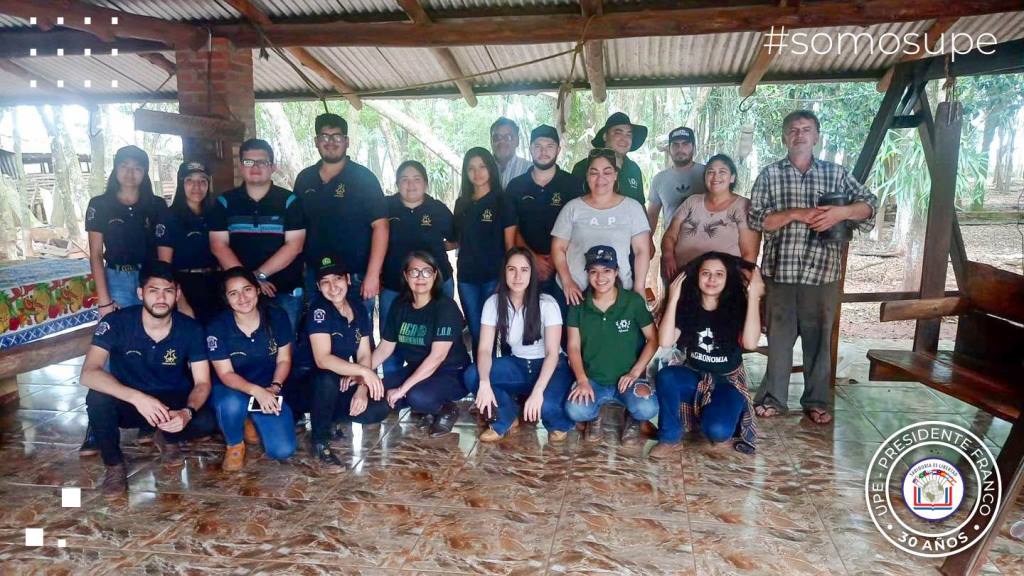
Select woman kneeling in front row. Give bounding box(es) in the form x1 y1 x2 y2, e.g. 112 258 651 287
371 251 470 437
307 254 388 466
464 248 575 443
565 245 659 445
650 251 764 457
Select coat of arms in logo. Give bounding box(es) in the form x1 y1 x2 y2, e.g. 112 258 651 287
162 349 178 365
481 209 494 223
313 308 326 323
421 214 432 227
207 336 218 351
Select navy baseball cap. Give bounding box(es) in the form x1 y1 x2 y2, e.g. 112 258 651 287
668 126 695 143
584 245 619 270
530 124 559 143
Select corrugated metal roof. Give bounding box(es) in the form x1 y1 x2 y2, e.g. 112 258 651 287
0 6 1020 103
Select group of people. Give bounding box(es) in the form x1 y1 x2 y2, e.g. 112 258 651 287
77 108 877 497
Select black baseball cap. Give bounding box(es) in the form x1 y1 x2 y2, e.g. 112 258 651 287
584 245 619 270
177 160 210 181
138 260 177 287
668 126 695 143
113 145 149 172
530 124 559 143
315 255 348 281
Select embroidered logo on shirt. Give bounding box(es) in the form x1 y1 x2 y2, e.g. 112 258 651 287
207 336 218 351
551 192 562 206
697 328 715 352
628 177 639 188
436 326 452 337
615 319 631 333
421 214 432 227
154 223 166 238
94 321 110 336
313 309 326 323
86 207 96 222
334 183 346 198
162 349 178 365
481 209 494 223
268 338 278 355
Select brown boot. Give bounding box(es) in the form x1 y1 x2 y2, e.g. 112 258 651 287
222 442 245 472
101 463 128 499
648 441 682 459
243 419 260 445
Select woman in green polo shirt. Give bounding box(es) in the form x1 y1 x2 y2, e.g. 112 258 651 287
565 245 659 446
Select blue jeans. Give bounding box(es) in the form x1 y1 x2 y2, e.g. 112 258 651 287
270 293 302 335
457 280 498 357
564 379 659 422
211 384 297 460
106 267 141 308
656 365 745 443
379 279 454 375
463 356 575 434
382 364 467 415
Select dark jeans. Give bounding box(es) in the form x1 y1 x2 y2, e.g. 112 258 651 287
85 388 216 466
754 279 839 412
457 279 498 358
176 271 223 325
463 355 575 434
310 369 394 443
383 364 468 415
656 365 746 443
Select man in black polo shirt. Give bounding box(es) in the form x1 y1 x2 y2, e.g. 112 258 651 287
209 139 306 331
80 261 215 498
294 113 389 320
506 124 584 314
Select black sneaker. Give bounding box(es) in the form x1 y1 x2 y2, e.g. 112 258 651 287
101 463 128 499
620 415 642 447
79 425 99 457
313 442 343 466
136 427 155 445
331 423 346 441
429 402 459 438
414 412 434 430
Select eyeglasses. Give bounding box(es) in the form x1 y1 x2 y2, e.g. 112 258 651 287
490 133 516 143
405 267 436 279
317 133 346 144
587 148 618 166
241 159 272 168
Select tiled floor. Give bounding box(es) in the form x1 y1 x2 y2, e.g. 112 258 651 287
1 340 1022 575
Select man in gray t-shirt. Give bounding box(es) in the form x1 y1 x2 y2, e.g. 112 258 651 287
648 126 706 233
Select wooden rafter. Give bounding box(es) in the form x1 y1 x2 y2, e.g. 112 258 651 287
138 53 176 76
739 31 783 97
0 0 205 49
876 17 960 92
396 0 477 107
580 0 606 103
222 0 362 109
210 0 1023 48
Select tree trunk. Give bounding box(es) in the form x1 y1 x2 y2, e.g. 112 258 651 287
364 100 462 173
262 102 304 189
88 104 107 198
35 106 81 237
899 203 928 290
54 107 88 213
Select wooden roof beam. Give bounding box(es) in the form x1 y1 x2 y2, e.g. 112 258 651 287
222 0 362 109
211 0 1023 48
0 0 206 49
138 53 176 76
396 0 477 107
739 32 783 97
877 17 960 92
580 0 607 103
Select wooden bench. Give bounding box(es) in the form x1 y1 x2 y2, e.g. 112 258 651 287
867 261 1024 575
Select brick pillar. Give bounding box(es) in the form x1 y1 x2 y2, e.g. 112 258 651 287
175 38 255 193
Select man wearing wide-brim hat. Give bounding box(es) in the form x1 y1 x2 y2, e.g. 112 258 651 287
571 111 648 206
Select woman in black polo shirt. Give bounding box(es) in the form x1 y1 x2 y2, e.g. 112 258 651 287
85 146 167 317
207 267 297 471
371 251 469 437
380 161 457 345
156 160 221 324
453 148 514 357
306 255 387 466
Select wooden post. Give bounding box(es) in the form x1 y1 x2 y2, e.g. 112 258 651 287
913 101 962 352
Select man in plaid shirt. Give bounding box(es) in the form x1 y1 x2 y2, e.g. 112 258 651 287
748 110 877 424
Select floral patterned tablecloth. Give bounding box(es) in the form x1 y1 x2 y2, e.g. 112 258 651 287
0 259 99 351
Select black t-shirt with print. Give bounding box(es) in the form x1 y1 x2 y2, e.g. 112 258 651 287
382 296 468 371
676 305 743 374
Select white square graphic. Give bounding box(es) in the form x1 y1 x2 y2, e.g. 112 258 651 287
111 48 119 56
111 17 119 25
84 48 91 56
56 17 64 25
84 17 92 25
30 17 37 25
30 80 37 88
57 539 67 548
57 80 64 88
30 48 37 56
62 487 81 508
57 48 64 56
111 80 119 88
84 80 92 88
25 528 44 546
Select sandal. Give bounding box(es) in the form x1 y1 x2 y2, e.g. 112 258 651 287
754 405 780 418
807 408 833 425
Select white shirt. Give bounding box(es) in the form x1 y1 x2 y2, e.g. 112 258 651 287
499 155 532 190
481 293 562 359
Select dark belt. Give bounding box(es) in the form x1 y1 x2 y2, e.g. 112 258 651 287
177 267 216 274
106 263 140 272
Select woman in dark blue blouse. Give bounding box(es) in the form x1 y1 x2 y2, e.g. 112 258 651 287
207 267 297 471
157 160 221 324
453 148 515 357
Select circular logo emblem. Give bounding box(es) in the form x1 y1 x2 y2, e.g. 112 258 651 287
865 421 1001 558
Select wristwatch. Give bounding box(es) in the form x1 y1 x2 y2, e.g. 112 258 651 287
255 270 269 282
184 406 196 418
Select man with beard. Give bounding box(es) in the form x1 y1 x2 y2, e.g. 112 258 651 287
294 113 389 319
649 126 705 234
491 117 532 190
505 125 584 314
80 261 215 498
